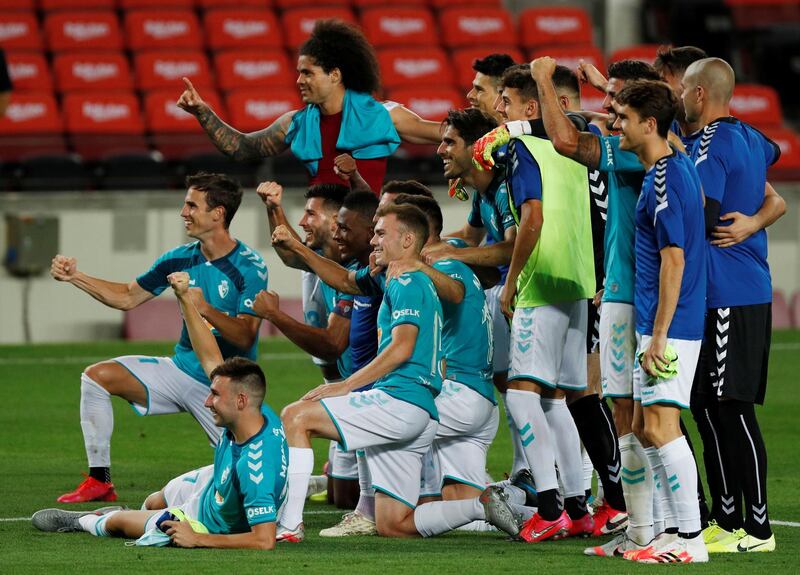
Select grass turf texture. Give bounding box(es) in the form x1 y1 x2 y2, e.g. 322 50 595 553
1 333 799 574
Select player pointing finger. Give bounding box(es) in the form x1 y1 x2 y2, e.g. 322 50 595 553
176 77 207 116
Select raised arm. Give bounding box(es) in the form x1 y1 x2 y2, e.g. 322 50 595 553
185 290 261 350
532 57 602 169
389 105 443 144
178 77 292 161
272 225 362 295
256 181 308 270
334 154 374 194
428 225 516 268
168 272 223 379
51 255 153 311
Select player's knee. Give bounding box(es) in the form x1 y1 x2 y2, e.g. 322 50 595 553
142 491 166 511
83 363 116 392
280 401 310 433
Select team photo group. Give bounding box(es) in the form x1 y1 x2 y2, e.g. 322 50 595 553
32 19 784 565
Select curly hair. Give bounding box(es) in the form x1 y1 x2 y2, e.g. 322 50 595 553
299 20 381 94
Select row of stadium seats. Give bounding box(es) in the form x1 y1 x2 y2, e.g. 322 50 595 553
2 6 594 52
0 0 511 9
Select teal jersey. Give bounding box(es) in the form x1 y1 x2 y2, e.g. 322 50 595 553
136 240 267 384
596 135 645 304
198 405 288 534
432 257 495 404
374 271 443 420
318 261 357 377
467 175 515 244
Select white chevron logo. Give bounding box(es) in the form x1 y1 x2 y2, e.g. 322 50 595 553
694 122 718 166
589 170 600 182
753 504 767 524
249 472 263 485
251 440 263 450
257 270 267 281
718 364 726 374
248 460 262 472
717 320 729 332
397 276 411 286
721 495 735 515
608 461 621 483
239 247 253 256
716 350 727 362
716 335 729 347
252 260 266 269
248 450 262 460
718 307 730 318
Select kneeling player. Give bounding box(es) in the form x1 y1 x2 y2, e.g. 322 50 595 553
31 273 287 550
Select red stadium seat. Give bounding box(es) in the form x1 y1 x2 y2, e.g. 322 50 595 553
54 53 133 93
0 0 35 9
451 46 523 89
275 0 349 9
431 0 502 8
580 83 606 113
64 92 148 160
386 87 464 122
40 0 115 10
145 89 225 159
608 44 660 65
125 10 202 51
0 12 43 51
438 7 515 50
763 128 800 180
379 47 454 90
726 0 800 29
730 84 783 129
529 46 605 76
134 51 213 92
214 50 294 91
203 9 283 51
198 0 272 7
6 52 53 93
45 11 123 52
0 92 67 162
352 0 427 8
281 7 357 48
360 7 438 48
225 88 302 132
119 0 194 8
518 7 593 51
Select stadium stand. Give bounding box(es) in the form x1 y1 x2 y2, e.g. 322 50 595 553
54 52 133 93
203 9 283 51
224 88 302 133
0 12 43 50
133 51 213 92
386 87 464 122
378 47 453 90
438 7 516 49
281 7 357 48
124 10 202 51
63 92 147 161
144 89 224 160
518 6 593 51
6 52 52 92
729 84 783 130
360 7 438 48
0 92 66 162
44 11 123 53
451 46 524 88
213 50 295 92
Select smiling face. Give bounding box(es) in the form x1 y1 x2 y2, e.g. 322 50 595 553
180 187 222 239
204 375 239 428
497 87 535 122
370 213 407 267
437 125 473 180
602 77 627 131
334 207 373 263
296 55 339 105
467 72 501 118
298 197 335 250
612 101 648 153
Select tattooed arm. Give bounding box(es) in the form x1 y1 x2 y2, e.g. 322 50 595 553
178 77 294 161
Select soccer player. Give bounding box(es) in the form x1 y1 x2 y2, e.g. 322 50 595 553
425 109 526 479
32 272 287 550
466 53 516 122
50 173 266 503
178 20 442 192
485 64 597 542
653 45 708 136
614 80 708 564
254 181 358 508
681 57 784 553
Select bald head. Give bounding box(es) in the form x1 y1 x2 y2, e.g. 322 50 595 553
685 57 735 104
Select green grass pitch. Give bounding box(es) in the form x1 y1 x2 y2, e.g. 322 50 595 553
1 332 799 573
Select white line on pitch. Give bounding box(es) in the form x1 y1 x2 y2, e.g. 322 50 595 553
1 509 342 523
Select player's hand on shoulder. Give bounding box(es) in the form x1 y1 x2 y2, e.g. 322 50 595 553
271 224 294 247
176 77 207 116
50 254 77 281
472 125 510 171
162 520 200 548
302 381 349 401
333 154 357 181
167 271 191 295
421 242 453 264
256 181 283 209
530 56 557 81
252 290 279 319
386 258 421 281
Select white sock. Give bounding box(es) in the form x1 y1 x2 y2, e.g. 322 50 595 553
80 374 113 469
645 446 676 532
619 433 654 544
280 447 314 530
456 520 498 532
354 450 375 521
413 498 483 537
502 393 528 474
542 397 584 498
659 436 701 535
505 389 558 492
502 484 527 505
78 510 120 536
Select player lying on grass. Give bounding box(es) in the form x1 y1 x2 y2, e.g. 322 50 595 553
31 271 287 550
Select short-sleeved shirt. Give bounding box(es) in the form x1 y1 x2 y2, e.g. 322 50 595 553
596 135 646 304
373 271 443 419
349 293 380 373
319 262 357 377
466 173 515 282
136 240 267 384
635 150 706 340
198 405 288 534
685 117 779 308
